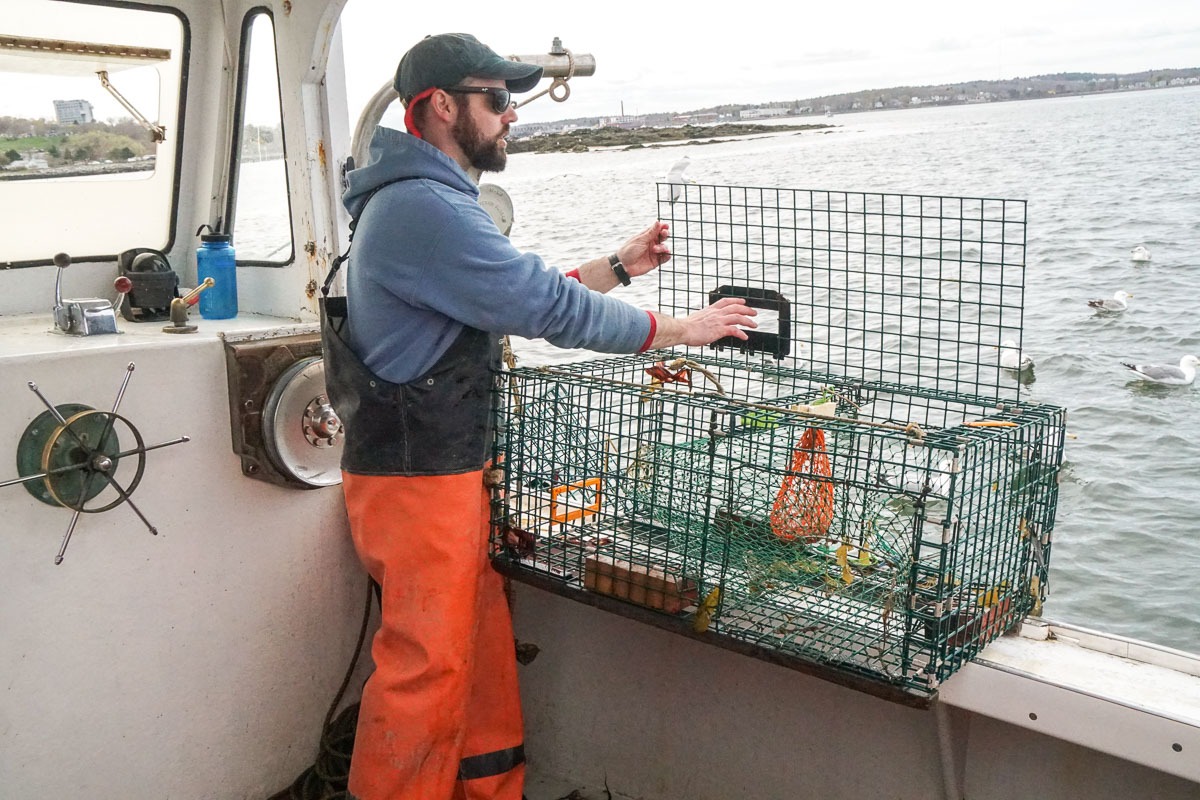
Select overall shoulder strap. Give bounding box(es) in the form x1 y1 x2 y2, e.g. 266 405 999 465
321 178 414 298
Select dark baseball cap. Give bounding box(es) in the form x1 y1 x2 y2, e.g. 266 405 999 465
395 33 543 105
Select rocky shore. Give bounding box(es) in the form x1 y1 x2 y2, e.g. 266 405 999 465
0 161 154 182
507 122 835 154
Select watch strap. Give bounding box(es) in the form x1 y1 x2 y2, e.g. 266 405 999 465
608 253 632 286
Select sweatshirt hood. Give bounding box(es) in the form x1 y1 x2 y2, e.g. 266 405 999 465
343 126 478 218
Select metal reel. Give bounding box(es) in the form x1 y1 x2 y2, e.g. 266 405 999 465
261 356 343 488
17 407 146 513
2 363 189 564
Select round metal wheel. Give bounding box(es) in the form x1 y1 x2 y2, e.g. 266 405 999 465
42 410 147 513
261 356 343 487
5 365 190 564
478 183 514 236
17 403 94 506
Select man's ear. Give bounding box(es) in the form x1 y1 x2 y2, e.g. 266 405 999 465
430 90 457 123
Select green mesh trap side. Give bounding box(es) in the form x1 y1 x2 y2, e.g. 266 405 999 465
491 353 1064 696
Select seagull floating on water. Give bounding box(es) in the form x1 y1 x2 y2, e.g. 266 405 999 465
665 155 694 203
998 339 1035 372
1087 290 1133 312
1121 354 1199 385
1130 245 1151 263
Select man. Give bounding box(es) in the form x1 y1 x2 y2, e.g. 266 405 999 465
327 33 755 800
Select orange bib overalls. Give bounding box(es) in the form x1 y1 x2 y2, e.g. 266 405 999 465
324 297 524 800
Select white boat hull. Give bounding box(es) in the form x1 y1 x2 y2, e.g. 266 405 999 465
512 583 1200 800
1 320 367 799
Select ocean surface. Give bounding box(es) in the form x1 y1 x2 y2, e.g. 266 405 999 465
490 86 1200 654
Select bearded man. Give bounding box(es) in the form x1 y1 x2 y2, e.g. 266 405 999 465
327 32 755 800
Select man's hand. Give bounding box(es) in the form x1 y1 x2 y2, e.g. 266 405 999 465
617 220 671 278
649 297 757 349
571 220 671 292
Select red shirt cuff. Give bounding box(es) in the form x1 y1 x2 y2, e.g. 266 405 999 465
638 311 657 352
565 268 582 282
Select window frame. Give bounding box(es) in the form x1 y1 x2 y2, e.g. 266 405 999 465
224 6 293 268
0 0 190 269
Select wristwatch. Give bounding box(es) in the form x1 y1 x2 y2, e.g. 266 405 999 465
608 253 632 286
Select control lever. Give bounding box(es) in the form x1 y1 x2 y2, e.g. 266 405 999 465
51 252 130 336
162 278 214 334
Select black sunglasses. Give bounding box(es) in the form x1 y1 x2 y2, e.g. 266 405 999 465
443 86 514 114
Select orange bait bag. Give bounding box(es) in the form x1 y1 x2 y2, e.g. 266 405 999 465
769 427 835 542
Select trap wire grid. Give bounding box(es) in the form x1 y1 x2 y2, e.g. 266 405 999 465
491 184 1062 698
492 352 1064 696
656 183 1029 401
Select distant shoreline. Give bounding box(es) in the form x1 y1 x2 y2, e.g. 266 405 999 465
508 122 835 154
0 155 285 182
0 161 154 182
512 77 1200 148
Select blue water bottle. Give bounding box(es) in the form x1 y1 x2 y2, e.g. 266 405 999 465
195 224 238 320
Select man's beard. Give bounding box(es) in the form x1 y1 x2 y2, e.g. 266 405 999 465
453 109 507 173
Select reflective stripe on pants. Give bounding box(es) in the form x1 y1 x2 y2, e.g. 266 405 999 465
343 470 524 800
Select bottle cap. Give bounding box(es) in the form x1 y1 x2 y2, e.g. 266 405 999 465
196 223 232 243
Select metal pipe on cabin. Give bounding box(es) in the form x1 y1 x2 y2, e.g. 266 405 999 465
503 51 597 79
508 40 596 109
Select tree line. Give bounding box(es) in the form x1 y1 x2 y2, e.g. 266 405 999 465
1 116 153 166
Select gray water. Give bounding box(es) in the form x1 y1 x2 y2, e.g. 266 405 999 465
494 86 1200 654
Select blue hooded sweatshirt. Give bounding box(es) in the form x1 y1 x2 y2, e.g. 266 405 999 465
342 127 652 384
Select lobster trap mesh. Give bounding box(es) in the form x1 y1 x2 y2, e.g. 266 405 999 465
493 354 1063 694
657 184 1030 400
491 184 1064 697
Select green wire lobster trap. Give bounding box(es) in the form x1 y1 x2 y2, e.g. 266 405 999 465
491 184 1065 698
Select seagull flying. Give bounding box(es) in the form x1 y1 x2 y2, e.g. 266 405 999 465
1087 290 1133 312
999 339 1034 372
1130 245 1151 263
665 155 693 203
1121 354 1199 385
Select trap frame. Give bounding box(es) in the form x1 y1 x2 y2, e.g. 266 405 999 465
490 183 1065 697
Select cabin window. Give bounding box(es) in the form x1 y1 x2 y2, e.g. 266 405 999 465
228 11 292 265
0 1 185 266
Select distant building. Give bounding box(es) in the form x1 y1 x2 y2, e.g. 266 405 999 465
599 115 646 130
670 112 720 125
53 99 94 125
740 107 789 120
511 121 557 138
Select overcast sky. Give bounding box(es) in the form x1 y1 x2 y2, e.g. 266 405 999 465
2 0 1197 127
339 0 1200 124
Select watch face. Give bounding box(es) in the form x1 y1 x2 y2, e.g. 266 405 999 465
478 183 514 236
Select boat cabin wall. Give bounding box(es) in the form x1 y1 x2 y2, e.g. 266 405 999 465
0 0 353 322
1 3 368 797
